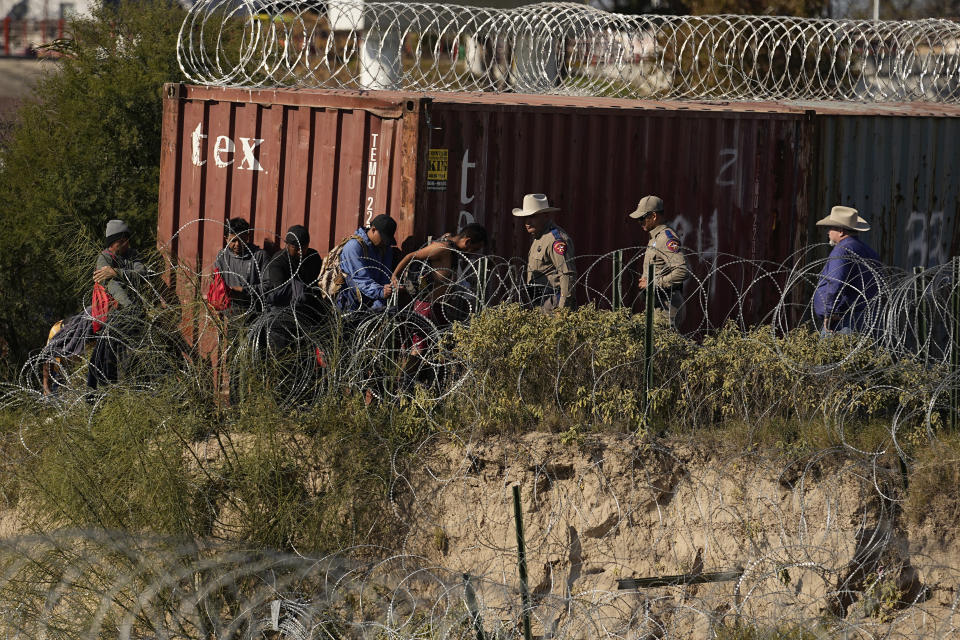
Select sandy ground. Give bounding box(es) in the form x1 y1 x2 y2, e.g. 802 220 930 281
0 429 957 638
401 432 960 638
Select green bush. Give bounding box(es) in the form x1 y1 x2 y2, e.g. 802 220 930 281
0 0 186 369
448 306 943 444
713 621 821 640
1 304 947 553
676 324 942 428
6 388 402 554
449 304 691 432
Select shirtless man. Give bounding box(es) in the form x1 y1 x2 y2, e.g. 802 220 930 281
391 223 488 306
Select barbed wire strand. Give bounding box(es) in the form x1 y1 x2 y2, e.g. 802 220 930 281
178 1 960 103
0 218 958 638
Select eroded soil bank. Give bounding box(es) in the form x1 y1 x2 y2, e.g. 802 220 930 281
401 432 960 638
2 429 958 638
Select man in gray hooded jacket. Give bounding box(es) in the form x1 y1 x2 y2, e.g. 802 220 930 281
93 219 146 308
213 217 268 311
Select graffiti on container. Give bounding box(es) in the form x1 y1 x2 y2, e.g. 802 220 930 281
672 209 720 298
365 133 380 225
458 149 477 230
715 148 737 187
190 124 264 172
905 210 948 267
669 147 734 299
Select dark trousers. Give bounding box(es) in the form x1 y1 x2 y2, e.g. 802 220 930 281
87 333 123 389
86 309 142 390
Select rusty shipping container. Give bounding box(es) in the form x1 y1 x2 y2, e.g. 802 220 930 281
802 102 960 270
159 84 816 329
158 85 960 330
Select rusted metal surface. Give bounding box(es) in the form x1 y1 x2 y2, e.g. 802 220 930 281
416 96 811 325
810 115 960 270
158 83 412 274
157 84 959 331
157 83 414 348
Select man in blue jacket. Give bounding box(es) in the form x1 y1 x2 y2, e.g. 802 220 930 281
812 206 883 334
336 214 396 311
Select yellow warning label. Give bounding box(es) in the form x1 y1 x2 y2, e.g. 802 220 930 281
427 148 448 190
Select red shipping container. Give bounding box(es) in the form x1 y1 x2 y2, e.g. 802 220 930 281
158 84 814 332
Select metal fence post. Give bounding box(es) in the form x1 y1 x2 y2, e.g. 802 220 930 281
914 266 928 361
512 485 533 640
463 573 486 640
477 256 489 310
612 249 623 311
642 263 655 423
952 257 960 431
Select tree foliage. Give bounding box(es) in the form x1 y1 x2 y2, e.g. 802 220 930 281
597 0 831 17
846 0 960 19
0 1 186 370
598 0 960 17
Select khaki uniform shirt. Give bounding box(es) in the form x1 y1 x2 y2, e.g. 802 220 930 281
526 222 576 309
642 224 689 289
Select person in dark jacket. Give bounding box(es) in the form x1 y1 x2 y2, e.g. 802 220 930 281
213 217 268 311
261 225 323 309
336 214 396 312
812 206 883 335
42 313 92 395
253 225 326 358
87 219 147 389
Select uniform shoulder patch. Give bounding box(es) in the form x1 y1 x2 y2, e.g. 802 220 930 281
552 240 567 255
663 228 681 253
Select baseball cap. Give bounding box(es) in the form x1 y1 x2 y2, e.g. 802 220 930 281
370 214 397 246
629 195 664 219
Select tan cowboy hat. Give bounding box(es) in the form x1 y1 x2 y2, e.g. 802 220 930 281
512 193 560 217
629 195 664 219
816 205 870 232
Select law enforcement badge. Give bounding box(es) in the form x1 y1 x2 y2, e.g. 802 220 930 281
664 228 681 253
552 240 567 255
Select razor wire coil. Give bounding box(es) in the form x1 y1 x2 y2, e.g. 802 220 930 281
177 1 960 103
2 220 960 638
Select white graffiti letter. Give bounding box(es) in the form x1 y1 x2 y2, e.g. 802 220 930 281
458 210 475 230
905 211 927 266
460 149 476 205
929 211 947 265
238 137 265 172
191 123 207 167
716 148 737 186
213 136 235 168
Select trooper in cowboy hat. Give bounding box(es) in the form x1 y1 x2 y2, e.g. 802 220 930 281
629 195 690 328
812 205 883 335
512 193 577 311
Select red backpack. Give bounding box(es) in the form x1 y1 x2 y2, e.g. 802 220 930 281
91 283 117 333
205 268 231 311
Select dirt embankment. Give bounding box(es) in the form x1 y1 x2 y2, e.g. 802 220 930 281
401 433 960 637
